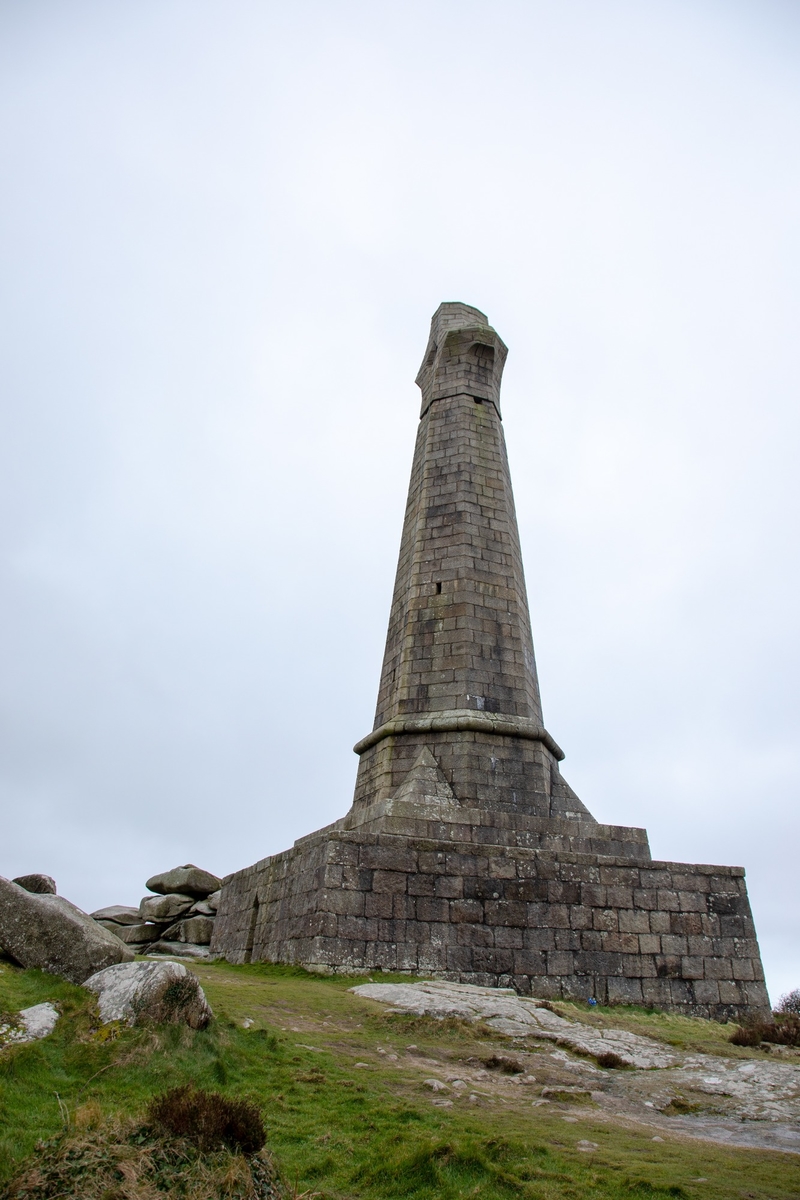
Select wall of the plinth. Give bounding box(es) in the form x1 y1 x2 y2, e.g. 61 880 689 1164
211 831 770 1022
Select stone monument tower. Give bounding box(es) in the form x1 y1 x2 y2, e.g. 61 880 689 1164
213 303 769 1020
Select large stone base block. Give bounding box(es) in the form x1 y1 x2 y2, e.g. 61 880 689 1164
211 828 770 1022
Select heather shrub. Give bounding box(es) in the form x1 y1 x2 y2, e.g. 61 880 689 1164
763 1014 800 1046
147 1085 265 1154
595 1051 628 1068
729 1015 800 1048
729 1024 763 1047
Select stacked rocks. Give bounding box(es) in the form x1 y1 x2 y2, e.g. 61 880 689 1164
92 864 221 960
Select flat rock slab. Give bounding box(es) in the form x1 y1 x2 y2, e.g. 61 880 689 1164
0 1002 59 1045
145 865 221 898
90 906 142 925
96 921 162 945
0 876 133 983
139 893 195 923
351 980 679 1069
146 941 215 960
84 960 212 1028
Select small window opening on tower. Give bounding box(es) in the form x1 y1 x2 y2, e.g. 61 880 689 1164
473 397 484 405
435 581 442 594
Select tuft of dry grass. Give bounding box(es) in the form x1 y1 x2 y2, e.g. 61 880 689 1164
0 1118 282 1200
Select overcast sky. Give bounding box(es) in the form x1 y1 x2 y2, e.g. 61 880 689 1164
1 0 798 1003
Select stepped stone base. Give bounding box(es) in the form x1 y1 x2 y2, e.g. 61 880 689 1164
211 822 769 1022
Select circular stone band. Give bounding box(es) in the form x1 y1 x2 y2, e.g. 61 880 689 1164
353 709 565 761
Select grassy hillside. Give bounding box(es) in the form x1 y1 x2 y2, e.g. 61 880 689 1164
0 959 798 1199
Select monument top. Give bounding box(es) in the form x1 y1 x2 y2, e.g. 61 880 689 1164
416 301 508 418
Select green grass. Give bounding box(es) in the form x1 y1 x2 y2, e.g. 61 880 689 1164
0 959 798 1199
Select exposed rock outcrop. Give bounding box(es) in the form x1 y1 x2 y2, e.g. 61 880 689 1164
0 876 133 983
351 980 679 1069
93 865 220 960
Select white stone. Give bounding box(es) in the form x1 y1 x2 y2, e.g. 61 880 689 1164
0 1002 59 1044
83 960 212 1029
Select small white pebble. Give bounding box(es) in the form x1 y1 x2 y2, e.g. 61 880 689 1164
406 1044 418 1050
354 1063 370 1069
651 1136 664 1143
431 1098 453 1108
577 1140 598 1152
531 1099 551 1107
450 1079 467 1090
423 1078 448 1092
241 1017 254 1029
387 1053 398 1061
644 1101 654 1107
562 1116 579 1123
469 1094 478 1103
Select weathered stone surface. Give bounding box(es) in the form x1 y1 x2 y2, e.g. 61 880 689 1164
352 980 679 1068
139 893 195 923
97 920 162 945
145 866 221 898
84 960 212 1028
160 916 214 945
205 890 221 912
91 905 141 925
211 303 769 1023
188 899 217 917
147 941 214 960
13 874 56 895
0 876 133 983
0 1002 60 1045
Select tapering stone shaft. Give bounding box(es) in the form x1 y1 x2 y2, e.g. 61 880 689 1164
351 303 582 820
378 305 540 726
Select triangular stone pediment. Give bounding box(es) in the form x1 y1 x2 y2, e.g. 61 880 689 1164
391 748 457 810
